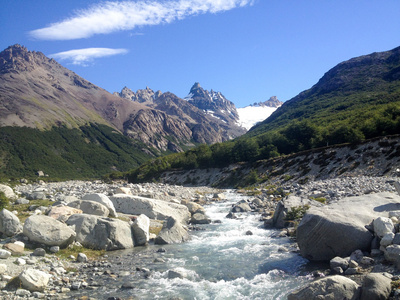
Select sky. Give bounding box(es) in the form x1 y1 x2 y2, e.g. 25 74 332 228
1 0 400 108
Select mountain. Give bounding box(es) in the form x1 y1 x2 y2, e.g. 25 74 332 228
237 96 283 130
114 84 246 145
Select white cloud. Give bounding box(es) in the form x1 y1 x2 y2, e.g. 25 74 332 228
50 48 128 66
29 0 255 40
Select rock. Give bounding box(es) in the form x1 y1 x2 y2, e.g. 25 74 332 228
66 214 134 250
360 273 391 300
168 268 187 279
77 253 88 262
23 215 76 248
67 200 109 217
345 267 359 275
380 232 395 247
131 214 150 246
82 193 118 217
231 200 251 213
384 244 400 268
15 257 26 265
296 192 400 261
0 249 11 259
47 205 82 222
373 217 394 238
190 213 211 224
110 194 190 224
272 196 321 229
19 268 50 292
330 256 349 270
0 184 16 199
115 187 132 195
0 264 7 274
32 248 46 257
287 275 360 300
15 198 29 204
49 246 60 253
185 202 205 215
0 208 23 236
4 242 24 255
155 217 189 245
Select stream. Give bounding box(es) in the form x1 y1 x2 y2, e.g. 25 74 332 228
70 191 314 299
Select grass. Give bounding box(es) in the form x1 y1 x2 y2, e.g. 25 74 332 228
11 199 54 222
56 245 106 260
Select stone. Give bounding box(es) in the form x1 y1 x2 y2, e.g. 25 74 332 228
0 264 7 274
131 214 150 246
4 242 24 255
66 214 134 250
0 184 16 200
19 268 50 292
384 244 400 268
231 200 251 213
190 213 211 224
360 256 374 265
287 275 360 300
110 194 190 224
185 202 205 215
330 256 349 270
15 198 29 204
77 253 88 262
15 257 26 265
360 273 391 300
155 217 189 245
373 217 394 238
32 248 46 257
345 267 358 275
47 205 82 222
16 289 31 296
296 192 400 261
380 232 395 247
67 200 109 217
23 215 76 248
82 193 118 217
168 268 187 279
49 246 60 253
0 208 23 237
0 249 11 259
115 187 132 195
393 233 400 245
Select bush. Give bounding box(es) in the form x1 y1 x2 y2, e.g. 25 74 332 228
0 192 9 210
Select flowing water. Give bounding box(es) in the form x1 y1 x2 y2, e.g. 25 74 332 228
73 191 314 299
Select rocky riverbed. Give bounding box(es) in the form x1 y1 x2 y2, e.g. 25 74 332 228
0 176 400 299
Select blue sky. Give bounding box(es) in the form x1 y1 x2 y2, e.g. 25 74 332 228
1 0 400 108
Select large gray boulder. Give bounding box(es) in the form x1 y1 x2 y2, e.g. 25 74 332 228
0 184 16 200
82 193 117 217
110 194 190 224
0 208 22 236
360 273 391 300
272 196 322 229
23 215 76 248
19 268 50 292
66 214 134 250
155 217 189 245
131 214 150 246
67 200 109 217
288 275 360 300
296 192 400 261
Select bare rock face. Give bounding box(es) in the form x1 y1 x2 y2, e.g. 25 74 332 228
23 215 76 248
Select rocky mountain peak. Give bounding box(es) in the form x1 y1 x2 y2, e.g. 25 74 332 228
251 96 283 108
114 86 161 104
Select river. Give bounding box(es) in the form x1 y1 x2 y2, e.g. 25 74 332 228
71 190 314 299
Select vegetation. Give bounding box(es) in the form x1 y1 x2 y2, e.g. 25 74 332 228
0 192 9 210
285 205 311 221
0 123 154 181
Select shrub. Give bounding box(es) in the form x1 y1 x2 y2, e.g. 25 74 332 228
0 192 9 210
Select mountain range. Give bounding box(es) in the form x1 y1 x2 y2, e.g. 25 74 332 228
0 44 279 179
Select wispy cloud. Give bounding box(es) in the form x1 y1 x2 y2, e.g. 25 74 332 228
30 0 255 40
50 48 129 66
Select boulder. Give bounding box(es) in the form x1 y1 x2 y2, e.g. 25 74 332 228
384 244 400 268
19 268 50 292
185 202 205 215
0 184 16 200
4 242 24 255
330 256 349 271
168 268 188 279
272 196 322 229
66 214 134 250
360 273 391 300
287 275 360 300
155 217 189 245
47 205 82 222
0 249 11 259
67 200 109 217
0 208 23 236
296 192 400 261
131 214 150 246
23 215 76 248
190 213 211 224
110 194 190 224
82 193 117 217
231 200 251 213
115 187 132 195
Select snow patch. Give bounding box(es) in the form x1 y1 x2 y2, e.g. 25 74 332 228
237 106 277 130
